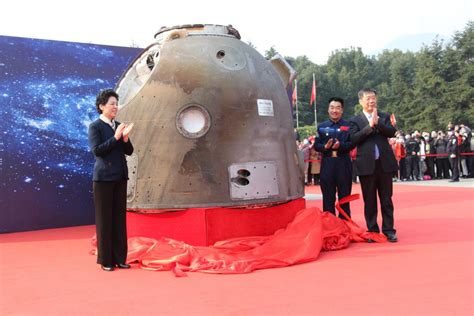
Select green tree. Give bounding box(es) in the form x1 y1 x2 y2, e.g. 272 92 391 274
325 47 375 117
264 46 279 59
374 50 416 130
280 21 473 132
447 22 474 127
247 41 257 50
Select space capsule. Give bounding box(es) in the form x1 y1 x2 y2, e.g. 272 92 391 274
115 24 304 211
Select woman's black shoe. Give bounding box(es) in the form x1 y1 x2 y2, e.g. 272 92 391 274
116 263 131 269
101 265 115 271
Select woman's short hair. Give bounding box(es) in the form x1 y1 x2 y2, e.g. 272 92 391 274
95 89 119 114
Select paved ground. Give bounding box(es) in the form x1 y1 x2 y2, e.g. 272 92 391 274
393 177 474 188
304 177 473 200
304 193 322 200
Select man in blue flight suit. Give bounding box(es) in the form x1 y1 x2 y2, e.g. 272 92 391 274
314 97 354 219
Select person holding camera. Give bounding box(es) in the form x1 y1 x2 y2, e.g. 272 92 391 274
434 131 450 179
447 130 460 182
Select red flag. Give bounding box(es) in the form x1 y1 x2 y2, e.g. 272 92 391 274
292 80 297 107
310 77 316 107
390 113 397 126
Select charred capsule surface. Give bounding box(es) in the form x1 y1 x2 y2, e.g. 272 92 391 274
116 24 304 211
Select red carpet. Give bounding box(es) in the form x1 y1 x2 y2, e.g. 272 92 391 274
1 183 473 315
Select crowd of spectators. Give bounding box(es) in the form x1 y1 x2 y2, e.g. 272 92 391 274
297 122 474 184
389 123 473 182
296 136 321 185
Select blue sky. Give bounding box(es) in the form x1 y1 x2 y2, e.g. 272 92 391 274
1 0 472 64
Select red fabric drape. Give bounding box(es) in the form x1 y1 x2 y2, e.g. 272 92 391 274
91 194 387 276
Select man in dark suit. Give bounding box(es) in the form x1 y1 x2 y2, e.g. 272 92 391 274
88 89 134 271
349 88 398 242
446 130 460 182
314 97 354 219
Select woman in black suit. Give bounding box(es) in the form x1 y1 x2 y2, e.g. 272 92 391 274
88 89 134 271
349 88 398 242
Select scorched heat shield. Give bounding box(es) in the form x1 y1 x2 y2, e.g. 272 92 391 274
115 24 304 211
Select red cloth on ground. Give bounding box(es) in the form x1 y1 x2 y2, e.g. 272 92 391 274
91 194 387 275
127 207 325 275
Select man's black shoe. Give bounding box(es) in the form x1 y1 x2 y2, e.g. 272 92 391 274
449 179 459 182
116 263 131 269
101 265 115 271
385 232 398 242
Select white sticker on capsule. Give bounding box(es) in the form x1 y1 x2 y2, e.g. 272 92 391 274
257 99 274 116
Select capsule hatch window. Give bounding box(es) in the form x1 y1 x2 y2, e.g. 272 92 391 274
116 44 160 107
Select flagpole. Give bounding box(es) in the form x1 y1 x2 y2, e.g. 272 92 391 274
296 102 299 128
295 79 299 128
313 73 317 129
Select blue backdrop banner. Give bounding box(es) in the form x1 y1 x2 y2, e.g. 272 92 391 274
0 35 140 233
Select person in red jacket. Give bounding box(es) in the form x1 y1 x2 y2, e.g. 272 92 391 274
394 134 406 181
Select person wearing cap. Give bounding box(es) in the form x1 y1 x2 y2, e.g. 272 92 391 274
314 97 354 219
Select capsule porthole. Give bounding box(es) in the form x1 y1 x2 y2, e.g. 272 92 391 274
176 104 211 138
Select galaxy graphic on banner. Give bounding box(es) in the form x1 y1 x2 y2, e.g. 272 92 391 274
0 36 140 232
